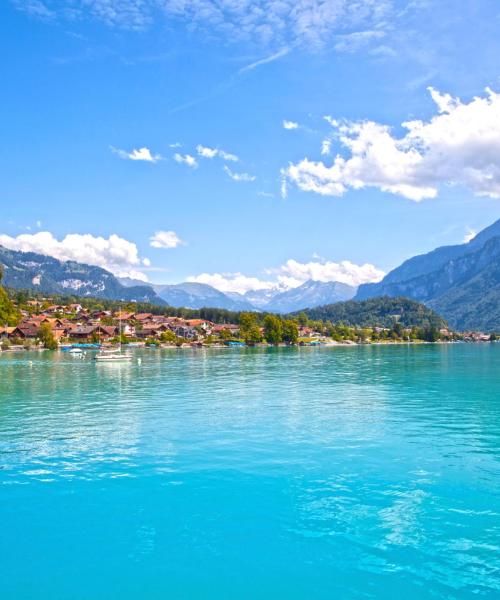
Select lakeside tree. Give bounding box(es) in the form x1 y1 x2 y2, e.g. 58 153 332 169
239 312 262 345
160 330 177 344
0 264 21 326
264 314 283 344
282 319 298 344
38 323 58 350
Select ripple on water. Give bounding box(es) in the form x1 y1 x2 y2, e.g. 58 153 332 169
1 345 500 599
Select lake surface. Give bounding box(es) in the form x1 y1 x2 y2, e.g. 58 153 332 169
1 345 500 599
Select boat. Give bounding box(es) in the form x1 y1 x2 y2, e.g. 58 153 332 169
68 348 83 354
94 318 132 362
94 348 133 362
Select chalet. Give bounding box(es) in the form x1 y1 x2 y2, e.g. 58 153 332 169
114 311 135 321
45 305 66 314
134 313 153 322
70 325 117 341
9 325 40 339
91 311 111 319
184 319 214 333
68 304 83 313
136 323 171 339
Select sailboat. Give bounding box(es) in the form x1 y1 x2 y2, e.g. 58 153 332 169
94 317 133 362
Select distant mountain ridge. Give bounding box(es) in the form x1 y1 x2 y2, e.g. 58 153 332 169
0 246 165 305
265 280 357 313
356 218 500 330
120 276 358 312
154 282 256 311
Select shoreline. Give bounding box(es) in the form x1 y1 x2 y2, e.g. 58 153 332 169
1 339 495 354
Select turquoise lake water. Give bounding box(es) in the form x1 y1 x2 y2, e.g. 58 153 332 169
1 345 500 599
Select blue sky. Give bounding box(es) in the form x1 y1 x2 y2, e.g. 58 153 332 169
1 1 500 293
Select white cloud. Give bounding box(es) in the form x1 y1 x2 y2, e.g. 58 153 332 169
15 1 396 49
0 231 150 280
463 227 477 243
284 87 500 201
223 165 256 182
188 258 384 294
218 149 239 162
150 230 184 249
283 120 299 130
111 146 161 163
187 272 278 295
196 144 239 161
173 153 198 168
321 138 332 155
271 259 385 288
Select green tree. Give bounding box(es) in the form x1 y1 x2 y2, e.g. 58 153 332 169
38 323 58 350
0 287 20 326
297 312 308 327
160 330 177 344
282 319 298 344
264 314 283 344
239 313 262 345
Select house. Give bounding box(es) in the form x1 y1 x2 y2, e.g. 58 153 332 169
134 313 153 322
9 325 40 339
184 319 214 333
136 324 170 339
91 310 111 319
44 305 66 314
114 311 135 321
171 325 198 339
69 325 117 341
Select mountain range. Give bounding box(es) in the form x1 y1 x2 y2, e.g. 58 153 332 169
356 217 500 330
3 215 500 328
0 246 164 305
0 245 357 313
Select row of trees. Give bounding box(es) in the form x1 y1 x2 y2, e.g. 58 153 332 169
239 313 299 345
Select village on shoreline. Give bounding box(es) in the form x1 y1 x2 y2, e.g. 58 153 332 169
0 297 496 353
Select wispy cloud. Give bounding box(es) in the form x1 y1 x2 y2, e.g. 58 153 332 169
196 144 239 161
283 120 299 130
14 1 400 50
111 146 161 163
239 47 290 74
173 153 198 168
223 165 256 182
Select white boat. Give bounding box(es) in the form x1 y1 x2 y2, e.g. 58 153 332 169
94 349 133 362
68 347 83 354
94 318 132 362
